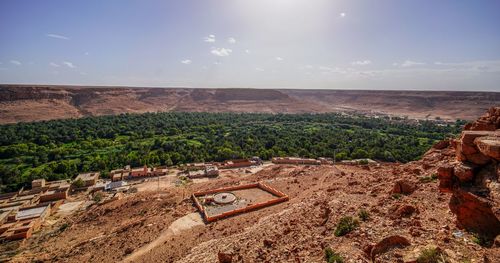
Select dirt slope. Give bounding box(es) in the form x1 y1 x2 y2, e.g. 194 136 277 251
1 85 499 124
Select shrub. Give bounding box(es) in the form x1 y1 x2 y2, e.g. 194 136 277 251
416 248 448 263
392 193 402 200
72 178 85 188
59 223 69 232
324 247 344 263
334 216 359 237
419 173 438 183
93 192 104 203
471 233 492 247
358 159 369 165
358 209 370 221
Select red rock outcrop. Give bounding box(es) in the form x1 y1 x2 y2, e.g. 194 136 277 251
463 107 500 131
438 107 500 240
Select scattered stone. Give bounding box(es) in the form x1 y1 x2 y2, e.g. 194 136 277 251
395 204 417 218
369 235 410 261
263 239 274 248
124 247 134 255
391 180 417 195
218 251 233 263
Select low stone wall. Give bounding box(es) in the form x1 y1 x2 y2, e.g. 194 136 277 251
192 182 289 223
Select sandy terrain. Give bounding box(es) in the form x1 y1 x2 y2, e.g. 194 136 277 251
1 85 498 123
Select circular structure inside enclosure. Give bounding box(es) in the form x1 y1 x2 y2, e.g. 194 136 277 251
213 192 237 204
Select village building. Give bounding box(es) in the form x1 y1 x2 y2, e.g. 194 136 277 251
75 172 100 187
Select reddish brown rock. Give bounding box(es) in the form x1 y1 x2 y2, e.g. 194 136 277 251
391 180 417 195
437 165 454 192
475 136 500 161
449 189 500 239
369 235 411 261
453 163 476 183
460 130 493 145
432 140 450 150
466 152 491 165
218 252 233 263
395 204 417 218
465 107 500 131
457 141 478 155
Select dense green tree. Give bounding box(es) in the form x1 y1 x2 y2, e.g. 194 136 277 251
0 112 463 193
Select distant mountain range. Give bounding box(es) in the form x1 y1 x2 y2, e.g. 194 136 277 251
1 84 498 124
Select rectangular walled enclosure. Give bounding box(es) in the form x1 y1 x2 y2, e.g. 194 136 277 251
192 182 289 223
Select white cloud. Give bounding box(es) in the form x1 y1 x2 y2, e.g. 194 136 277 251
62 61 76 68
10 60 21 66
275 57 284 61
211 47 232 57
245 49 250 54
213 61 221 65
204 34 215 43
340 12 346 18
227 37 236 44
255 67 264 72
80 71 87 75
46 33 69 40
433 60 500 73
304 65 314 69
49 62 60 67
181 59 192 64
395 60 426 67
351 60 372 66
84 52 90 56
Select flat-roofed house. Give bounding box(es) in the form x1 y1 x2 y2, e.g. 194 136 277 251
75 172 100 187
31 179 46 189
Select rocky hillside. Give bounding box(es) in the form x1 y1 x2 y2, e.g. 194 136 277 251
6 108 499 263
1 84 499 124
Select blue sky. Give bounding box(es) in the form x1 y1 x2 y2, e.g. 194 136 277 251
0 0 499 91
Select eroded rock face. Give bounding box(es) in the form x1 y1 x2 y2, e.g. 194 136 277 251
437 107 500 239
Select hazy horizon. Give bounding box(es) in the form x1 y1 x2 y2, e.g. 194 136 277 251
1 0 500 91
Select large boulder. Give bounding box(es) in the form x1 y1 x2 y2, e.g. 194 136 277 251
457 130 497 165
391 180 417 195
453 163 476 183
475 136 500 161
449 189 500 239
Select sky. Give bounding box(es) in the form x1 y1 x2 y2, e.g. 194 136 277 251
0 0 499 91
